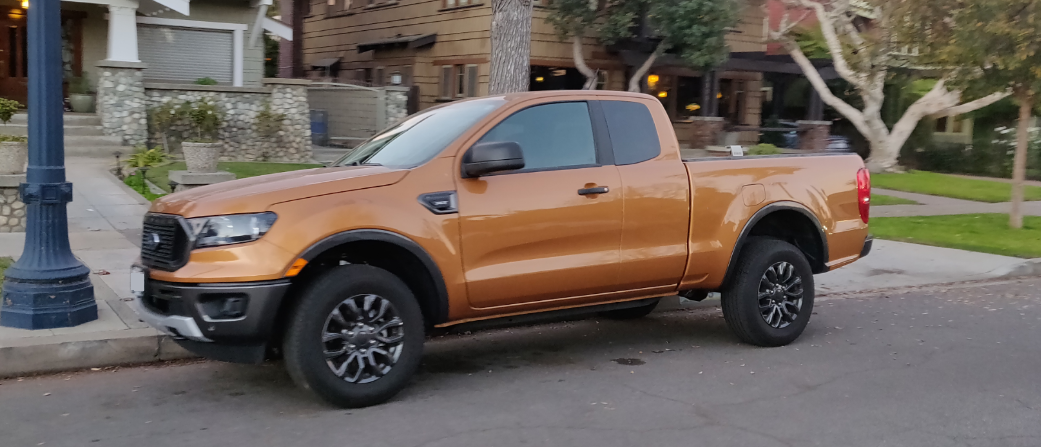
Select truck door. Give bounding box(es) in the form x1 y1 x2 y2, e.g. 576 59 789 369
456 101 623 308
597 99 691 289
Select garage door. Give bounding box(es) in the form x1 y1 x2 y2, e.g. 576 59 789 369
138 25 233 84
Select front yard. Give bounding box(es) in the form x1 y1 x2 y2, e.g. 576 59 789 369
872 214 1041 258
872 171 1041 203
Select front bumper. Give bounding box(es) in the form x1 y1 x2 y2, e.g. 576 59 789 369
131 268 291 361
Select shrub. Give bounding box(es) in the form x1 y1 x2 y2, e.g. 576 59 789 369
67 76 93 95
124 147 169 168
182 101 223 142
748 143 784 156
254 102 286 139
0 135 27 143
0 98 23 125
194 77 218 86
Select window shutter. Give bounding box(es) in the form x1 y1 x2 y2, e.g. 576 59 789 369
466 65 478 97
138 25 233 84
440 66 452 98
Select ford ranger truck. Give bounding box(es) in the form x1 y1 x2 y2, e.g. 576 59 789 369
131 90 872 408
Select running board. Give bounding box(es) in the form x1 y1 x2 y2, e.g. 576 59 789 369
445 298 660 334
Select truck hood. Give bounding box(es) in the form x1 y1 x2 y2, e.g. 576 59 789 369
150 166 408 217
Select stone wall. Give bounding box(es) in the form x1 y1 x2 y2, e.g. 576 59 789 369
96 62 149 147
688 117 726 150
144 79 313 163
385 87 410 126
0 175 26 233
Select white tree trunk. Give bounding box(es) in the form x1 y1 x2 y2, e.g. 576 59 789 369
572 36 598 90
628 42 665 93
489 0 534 95
1011 95 1032 229
769 0 1009 173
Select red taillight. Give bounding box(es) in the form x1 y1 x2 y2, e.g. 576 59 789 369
857 168 871 223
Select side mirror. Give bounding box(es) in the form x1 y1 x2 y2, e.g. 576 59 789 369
461 141 525 177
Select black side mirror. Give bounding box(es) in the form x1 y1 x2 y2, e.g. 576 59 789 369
461 141 525 177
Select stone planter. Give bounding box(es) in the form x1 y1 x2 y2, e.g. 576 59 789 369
182 141 221 173
69 93 96 113
0 141 28 175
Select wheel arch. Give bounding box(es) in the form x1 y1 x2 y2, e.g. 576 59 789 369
282 229 450 331
722 202 829 285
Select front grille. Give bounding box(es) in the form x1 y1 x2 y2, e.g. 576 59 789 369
141 214 190 271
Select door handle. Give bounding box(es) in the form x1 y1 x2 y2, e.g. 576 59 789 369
578 186 609 196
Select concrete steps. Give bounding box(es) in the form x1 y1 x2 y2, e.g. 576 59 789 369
3 113 125 158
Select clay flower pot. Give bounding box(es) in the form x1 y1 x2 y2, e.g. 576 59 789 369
181 141 222 173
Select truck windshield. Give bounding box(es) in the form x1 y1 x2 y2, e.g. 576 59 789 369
335 97 506 169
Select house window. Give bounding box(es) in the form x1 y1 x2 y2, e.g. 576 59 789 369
441 64 479 99
363 68 373 85
402 65 412 86
596 71 608 90
456 64 466 97
375 66 384 86
444 0 472 8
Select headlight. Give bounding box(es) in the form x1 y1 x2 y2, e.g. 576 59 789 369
186 212 277 249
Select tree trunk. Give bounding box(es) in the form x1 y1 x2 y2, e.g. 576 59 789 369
572 36 597 90
489 0 534 95
1010 94 1033 229
628 42 665 93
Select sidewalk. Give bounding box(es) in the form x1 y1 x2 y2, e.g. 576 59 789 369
873 188 1041 217
0 157 190 378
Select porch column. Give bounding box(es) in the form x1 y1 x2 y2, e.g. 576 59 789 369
105 5 139 63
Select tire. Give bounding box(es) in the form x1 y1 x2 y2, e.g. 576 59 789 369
721 237 814 347
599 298 661 320
283 264 425 408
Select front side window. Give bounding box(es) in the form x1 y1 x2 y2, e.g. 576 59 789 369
478 102 597 171
336 98 506 169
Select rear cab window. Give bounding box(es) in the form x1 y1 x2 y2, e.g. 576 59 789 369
599 100 662 165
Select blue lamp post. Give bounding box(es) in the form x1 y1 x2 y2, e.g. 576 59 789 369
0 0 96 329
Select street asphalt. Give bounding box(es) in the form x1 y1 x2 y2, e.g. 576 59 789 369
2 278 1040 447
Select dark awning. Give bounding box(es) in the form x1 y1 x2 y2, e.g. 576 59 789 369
357 33 437 53
311 57 341 69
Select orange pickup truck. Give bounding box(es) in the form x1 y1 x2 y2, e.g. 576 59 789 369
131 90 872 407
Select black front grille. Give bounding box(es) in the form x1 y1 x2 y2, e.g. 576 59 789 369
141 214 189 271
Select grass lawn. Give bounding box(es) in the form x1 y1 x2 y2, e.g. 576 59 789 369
871 213 1041 258
0 256 13 294
872 194 918 206
872 171 1041 203
124 174 166 201
144 161 322 193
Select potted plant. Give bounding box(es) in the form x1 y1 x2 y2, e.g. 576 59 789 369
0 98 27 174
180 101 224 173
67 76 95 113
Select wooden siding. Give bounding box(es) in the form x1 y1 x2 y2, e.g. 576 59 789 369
302 0 767 113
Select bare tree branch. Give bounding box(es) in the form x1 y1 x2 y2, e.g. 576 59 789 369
628 42 665 93
782 39 875 138
572 36 599 90
931 91 1011 117
777 0 869 91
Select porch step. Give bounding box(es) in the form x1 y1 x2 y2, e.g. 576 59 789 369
0 124 107 137
5 113 102 126
63 135 125 158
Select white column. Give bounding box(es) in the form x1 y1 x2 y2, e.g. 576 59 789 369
106 5 140 63
232 29 244 87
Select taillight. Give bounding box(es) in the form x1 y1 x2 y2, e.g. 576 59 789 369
857 168 871 224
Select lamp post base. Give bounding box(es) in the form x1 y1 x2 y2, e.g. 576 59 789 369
0 271 96 330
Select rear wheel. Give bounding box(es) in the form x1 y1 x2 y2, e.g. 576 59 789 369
721 238 814 347
599 298 661 320
283 265 425 408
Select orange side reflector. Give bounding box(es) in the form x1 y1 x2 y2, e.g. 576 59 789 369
285 258 308 277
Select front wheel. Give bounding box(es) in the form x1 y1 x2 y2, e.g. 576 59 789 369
283 265 425 408
721 238 814 347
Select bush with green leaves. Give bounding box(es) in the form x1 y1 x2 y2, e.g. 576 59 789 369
254 102 286 139
748 143 784 156
0 135 27 143
0 98 23 125
124 147 169 169
182 101 224 142
67 76 93 95
194 77 218 86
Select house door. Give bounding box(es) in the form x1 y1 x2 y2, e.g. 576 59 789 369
0 15 29 105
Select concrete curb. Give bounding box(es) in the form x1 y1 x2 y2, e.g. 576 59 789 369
0 329 195 378
986 258 1041 279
